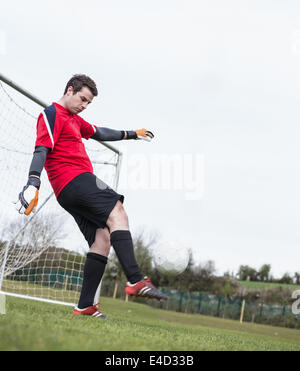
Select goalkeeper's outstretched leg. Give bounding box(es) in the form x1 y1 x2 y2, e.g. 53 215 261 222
107 201 168 301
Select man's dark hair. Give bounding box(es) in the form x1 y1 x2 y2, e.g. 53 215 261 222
64 74 98 97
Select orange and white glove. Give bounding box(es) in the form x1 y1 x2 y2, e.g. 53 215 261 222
126 129 154 142
15 176 40 216
135 129 154 142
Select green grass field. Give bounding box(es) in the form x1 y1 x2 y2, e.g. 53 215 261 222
1 295 300 351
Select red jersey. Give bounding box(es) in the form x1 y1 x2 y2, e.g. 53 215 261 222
35 102 97 197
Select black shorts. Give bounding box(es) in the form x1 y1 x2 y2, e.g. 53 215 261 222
57 172 124 247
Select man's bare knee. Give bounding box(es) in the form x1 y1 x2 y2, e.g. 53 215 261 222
108 201 128 222
107 201 129 231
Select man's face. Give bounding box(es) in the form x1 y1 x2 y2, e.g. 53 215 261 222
65 86 94 114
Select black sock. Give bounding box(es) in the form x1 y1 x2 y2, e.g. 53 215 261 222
78 252 107 309
110 230 144 284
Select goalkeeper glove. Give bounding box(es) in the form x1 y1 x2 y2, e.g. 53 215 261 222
15 176 40 216
126 129 154 142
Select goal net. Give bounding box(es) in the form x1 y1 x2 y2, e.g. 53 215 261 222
0 74 122 306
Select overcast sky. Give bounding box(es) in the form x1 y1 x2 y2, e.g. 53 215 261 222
1 0 300 278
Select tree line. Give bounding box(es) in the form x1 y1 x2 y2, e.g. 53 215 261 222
236 264 300 285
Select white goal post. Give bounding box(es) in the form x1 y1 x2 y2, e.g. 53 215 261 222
0 73 122 306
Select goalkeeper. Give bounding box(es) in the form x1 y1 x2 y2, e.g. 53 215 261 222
16 74 167 318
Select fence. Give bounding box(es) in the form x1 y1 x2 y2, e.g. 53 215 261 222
101 280 300 329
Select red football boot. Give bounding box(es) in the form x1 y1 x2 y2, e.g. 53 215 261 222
73 302 107 318
126 277 168 300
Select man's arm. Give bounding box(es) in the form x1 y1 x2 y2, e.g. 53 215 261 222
15 146 50 215
28 146 50 178
91 127 154 142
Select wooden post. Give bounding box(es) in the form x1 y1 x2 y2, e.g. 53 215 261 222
113 282 118 299
240 299 246 323
64 275 69 291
